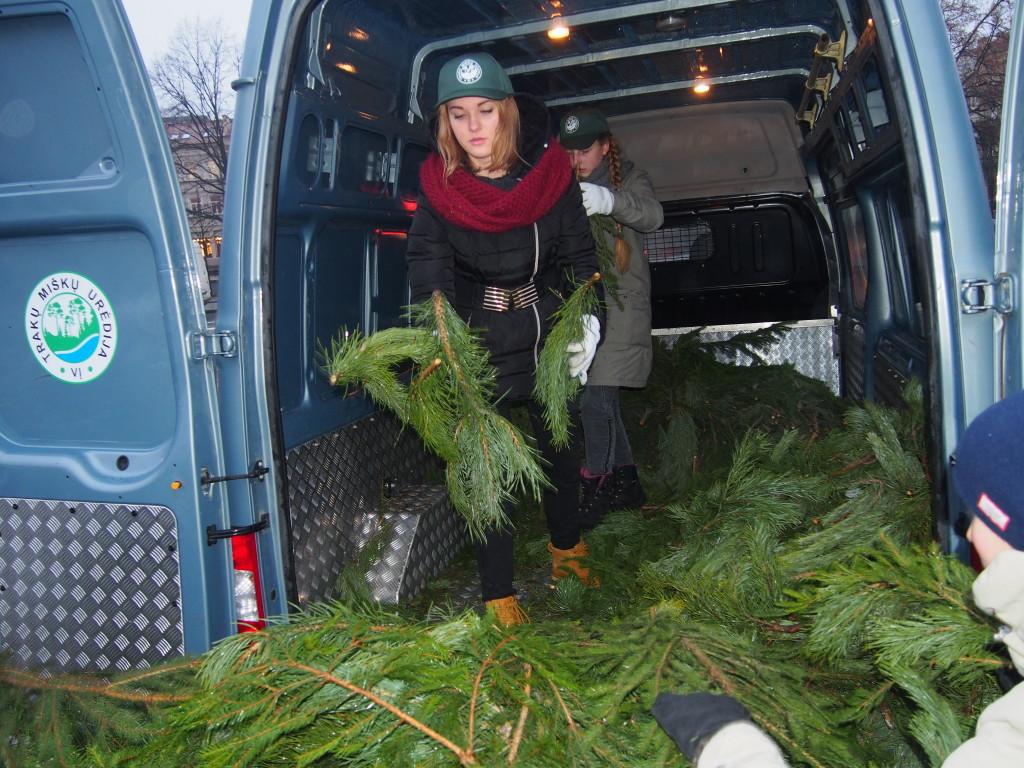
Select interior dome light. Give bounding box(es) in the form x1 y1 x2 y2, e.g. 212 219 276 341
548 15 570 40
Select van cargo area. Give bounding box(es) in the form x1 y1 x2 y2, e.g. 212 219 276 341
0 0 1009 679
266 0 936 632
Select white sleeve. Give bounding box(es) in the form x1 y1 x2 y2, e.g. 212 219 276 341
698 722 790 768
942 684 1024 768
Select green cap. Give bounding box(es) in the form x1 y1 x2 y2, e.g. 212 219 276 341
559 108 610 149
435 53 514 108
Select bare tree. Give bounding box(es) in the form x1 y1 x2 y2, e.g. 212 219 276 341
942 0 1015 205
151 19 238 200
151 18 239 318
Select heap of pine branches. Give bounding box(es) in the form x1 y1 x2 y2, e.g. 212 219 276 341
1 331 1012 767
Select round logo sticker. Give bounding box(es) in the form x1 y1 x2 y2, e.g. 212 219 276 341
25 272 117 383
564 115 580 134
455 58 483 85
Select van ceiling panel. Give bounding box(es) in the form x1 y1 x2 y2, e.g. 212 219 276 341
403 0 847 119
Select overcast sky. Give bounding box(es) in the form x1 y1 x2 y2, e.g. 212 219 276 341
120 0 254 65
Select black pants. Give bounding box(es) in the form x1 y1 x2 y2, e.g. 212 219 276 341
476 398 583 601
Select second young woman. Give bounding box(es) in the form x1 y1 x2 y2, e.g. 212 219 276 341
559 108 664 528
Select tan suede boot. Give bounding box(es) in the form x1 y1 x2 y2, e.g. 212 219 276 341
548 540 599 586
484 595 529 626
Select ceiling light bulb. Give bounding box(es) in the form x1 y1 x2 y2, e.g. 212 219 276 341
693 78 711 95
548 22 570 40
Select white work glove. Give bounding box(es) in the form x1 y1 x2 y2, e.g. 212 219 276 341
566 314 601 384
580 182 615 217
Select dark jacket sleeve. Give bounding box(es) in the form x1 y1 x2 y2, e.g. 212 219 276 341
406 195 456 303
555 181 606 320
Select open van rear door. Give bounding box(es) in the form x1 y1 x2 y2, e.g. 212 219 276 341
993 6 1024 399
0 1 238 669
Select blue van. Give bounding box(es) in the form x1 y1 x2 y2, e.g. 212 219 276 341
0 0 1019 672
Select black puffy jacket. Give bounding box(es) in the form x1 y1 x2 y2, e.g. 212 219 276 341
406 96 599 400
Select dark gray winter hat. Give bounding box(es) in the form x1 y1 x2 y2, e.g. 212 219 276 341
559 108 610 149
435 52 514 108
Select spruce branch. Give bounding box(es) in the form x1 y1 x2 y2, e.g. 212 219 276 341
507 663 533 763
1 667 193 705
534 272 602 447
547 680 579 734
468 634 516 756
282 658 477 766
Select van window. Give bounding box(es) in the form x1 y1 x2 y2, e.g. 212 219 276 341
885 177 924 336
0 14 114 185
840 204 869 311
646 220 713 263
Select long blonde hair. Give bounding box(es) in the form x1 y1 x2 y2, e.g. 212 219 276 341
436 96 521 179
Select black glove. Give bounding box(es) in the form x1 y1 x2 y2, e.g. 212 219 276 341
651 692 752 763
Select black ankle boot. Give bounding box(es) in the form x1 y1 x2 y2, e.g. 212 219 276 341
610 465 646 510
579 473 614 530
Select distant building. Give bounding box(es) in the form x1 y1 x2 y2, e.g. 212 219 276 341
164 116 231 319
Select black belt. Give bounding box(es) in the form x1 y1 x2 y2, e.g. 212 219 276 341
456 272 552 313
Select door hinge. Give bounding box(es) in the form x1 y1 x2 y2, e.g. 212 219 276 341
959 274 1015 315
190 329 238 360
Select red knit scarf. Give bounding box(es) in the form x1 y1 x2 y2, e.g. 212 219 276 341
419 143 573 233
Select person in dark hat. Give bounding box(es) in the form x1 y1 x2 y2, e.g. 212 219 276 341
406 53 604 626
648 391 1024 767
559 107 663 529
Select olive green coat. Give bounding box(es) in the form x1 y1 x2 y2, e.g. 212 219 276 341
583 153 663 388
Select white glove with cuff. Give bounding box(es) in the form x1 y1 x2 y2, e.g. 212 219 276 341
580 182 615 217
566 314 601 385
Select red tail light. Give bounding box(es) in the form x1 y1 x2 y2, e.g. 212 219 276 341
231 532 266 632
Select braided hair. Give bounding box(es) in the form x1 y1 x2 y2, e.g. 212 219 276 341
606 137 632 273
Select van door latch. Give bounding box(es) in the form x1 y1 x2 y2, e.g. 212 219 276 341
960 274 1014 315
190 330 238 359
201 460 270 488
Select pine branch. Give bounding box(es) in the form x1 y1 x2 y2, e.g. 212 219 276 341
323 293 548 540
534 272 602 447
3 362 1004 767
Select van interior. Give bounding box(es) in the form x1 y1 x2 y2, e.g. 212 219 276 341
262 0 943 607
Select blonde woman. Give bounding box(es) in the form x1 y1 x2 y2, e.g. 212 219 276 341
406 53 603 625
